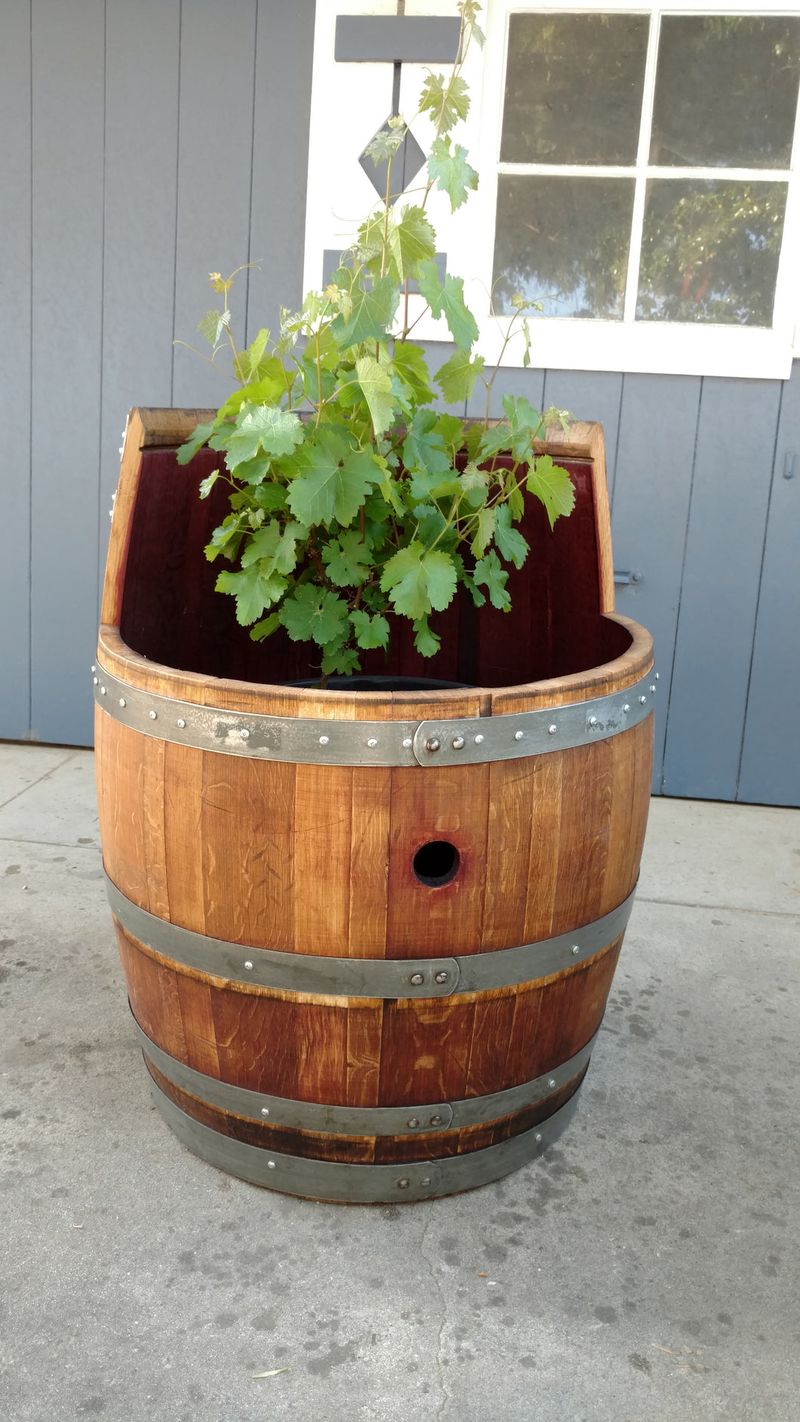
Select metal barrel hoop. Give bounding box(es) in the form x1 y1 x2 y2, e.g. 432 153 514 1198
107 874 637 1000
132 1006 598 1136
147 1082 583 1202
92 662 657 768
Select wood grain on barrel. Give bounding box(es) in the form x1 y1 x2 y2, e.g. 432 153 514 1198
96 408 654 1184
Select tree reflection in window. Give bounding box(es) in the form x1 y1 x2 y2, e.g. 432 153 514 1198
492 11 800 328
637 181 788 325
501 14 648 166
650 17 800 169
492 177 634 318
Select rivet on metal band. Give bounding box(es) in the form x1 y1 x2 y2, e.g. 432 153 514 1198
147 1081 583 1202
106 874 636 999
131 1006 598 1136
92 660 656 767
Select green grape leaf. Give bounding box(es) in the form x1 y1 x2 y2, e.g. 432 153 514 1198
401 408 452 477
322 642 362 677
215 564 287 625
224 405 304 470
390 341 434 406
459 461 489 508
249 612 281 642
412 615 441 658
459 1 486 48
380 542 457 620
177 420 215 465
204 513 246 564
355 354 396 439
418 73 470 133
526 455 575 529
417 261 479 350
408 466 460 503
378 474 406 518
357 212 385 274
286 433 383 528
240 519 304 576
470 505 495 557
243 327 269 377
279 585 350 647
476 421 514 462
217 367 289 420
330 274 400 348
494 504 529 569
388 205 436 282
426 137 478 213
364 121 406 165
229 454 270 486
197 308 230 348
434 350 485 403
350 609 390 650
412 502 448 546
501 393 545 460
463 570 486 608
505 472 525 521
473 550 510 611
253 483 289 512
198 470 221 500
322 531 373 587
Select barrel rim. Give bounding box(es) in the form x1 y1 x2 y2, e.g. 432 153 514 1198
96 615 653 722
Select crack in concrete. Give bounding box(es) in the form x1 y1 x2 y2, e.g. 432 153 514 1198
0 751 77 811
636 894 799 921
420 1208 453 1421
0 836 99 851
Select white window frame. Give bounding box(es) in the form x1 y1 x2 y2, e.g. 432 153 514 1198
303 0 800 379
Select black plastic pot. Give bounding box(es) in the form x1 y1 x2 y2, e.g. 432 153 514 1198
286 674 471 692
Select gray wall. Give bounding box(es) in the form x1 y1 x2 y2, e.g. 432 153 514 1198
1 0 315 747
1 0 798 807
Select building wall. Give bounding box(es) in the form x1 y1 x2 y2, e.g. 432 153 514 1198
1 0 797 806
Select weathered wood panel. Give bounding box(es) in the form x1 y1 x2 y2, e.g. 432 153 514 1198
662 378 781 801
737 363 800 806
246 0 317 343
171 0 258 410
98 0 182 604
611 374 702 791
29 0 106 745
0 2 32 739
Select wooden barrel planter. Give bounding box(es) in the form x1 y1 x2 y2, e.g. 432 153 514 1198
95 407 654 1203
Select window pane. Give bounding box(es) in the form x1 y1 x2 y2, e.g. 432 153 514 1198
636 181 787 325
492 176 634 318
501 14 649 165
650 17 800 168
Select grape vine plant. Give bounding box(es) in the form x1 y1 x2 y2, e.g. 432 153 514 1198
178 0 575 683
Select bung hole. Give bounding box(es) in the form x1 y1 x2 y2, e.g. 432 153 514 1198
413 840 460 888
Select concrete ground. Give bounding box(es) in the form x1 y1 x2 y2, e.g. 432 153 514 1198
0 744 797 1422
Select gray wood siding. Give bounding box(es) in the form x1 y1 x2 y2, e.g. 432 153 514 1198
2 0 797 807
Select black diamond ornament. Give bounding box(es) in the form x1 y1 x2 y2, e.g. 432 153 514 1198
359 119 426 202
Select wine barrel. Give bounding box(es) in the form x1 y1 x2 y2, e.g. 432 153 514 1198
95 408 654 1203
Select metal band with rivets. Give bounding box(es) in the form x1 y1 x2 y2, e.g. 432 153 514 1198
92 661 657 767
132 1005 597 1135
107 875 635 999
147 1078 583 1202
